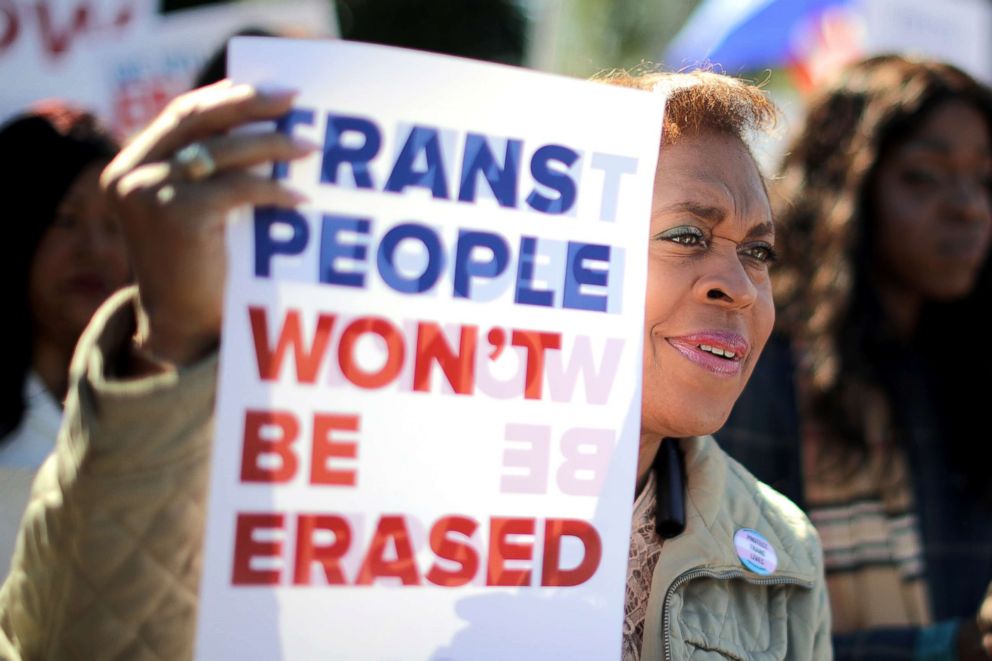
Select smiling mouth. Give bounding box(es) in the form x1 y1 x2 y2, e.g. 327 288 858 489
697 343 737 359
665 333 749 376
936 236 988 261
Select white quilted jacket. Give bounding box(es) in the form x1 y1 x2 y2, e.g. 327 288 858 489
0 289 216 660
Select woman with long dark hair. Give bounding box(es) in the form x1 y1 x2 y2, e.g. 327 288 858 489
0 105 129 569
719 55 992 659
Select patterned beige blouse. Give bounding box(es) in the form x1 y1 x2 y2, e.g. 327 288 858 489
622 470 663 660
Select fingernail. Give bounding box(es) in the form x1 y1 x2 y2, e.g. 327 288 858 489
287 188 309 204
292 136 321 153
256 83 298 100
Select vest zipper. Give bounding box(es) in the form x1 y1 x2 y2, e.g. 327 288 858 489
661 568 814 660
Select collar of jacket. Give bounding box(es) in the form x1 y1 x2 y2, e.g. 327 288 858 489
640 435 821 658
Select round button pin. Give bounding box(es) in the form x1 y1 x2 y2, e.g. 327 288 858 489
734 528 778 576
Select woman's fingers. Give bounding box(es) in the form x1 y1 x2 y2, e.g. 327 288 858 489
102 154 308 367
149 81 299 162
96 78 313 368
103 80 299 188
104 84 313 217
110 162 307 229
173 131 318 180
198 170 309 211
107 129 314 227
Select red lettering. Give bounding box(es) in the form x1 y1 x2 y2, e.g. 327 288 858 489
293 514 351 585
240 410 299 483
250 306 336 383
311 414 359 486
5 1 136 58
486 517 534 586
413 322 477 394
356 515 420 585
426 516 479 587
34 1 90 57
232 513 284 585
229 511 599 590
112 2 131 28
540 519 602 587
338 317 404 389
511 330 561 399
1 1 18 51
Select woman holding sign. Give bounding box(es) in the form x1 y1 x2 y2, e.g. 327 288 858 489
0 71 829 659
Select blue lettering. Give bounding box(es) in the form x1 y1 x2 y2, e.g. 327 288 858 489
318 215 370 287
526 144 579 215
321 114 381 189
453 230 510 299
384 126 449 199
377 223 444 293
458 133 521 207
563 242 609 312
253 207 309 278
272 107 315 180
514 236 553 307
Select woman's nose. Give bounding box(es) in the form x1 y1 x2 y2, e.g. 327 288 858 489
74 217 116 258
946 176 992 225
693 250 757 309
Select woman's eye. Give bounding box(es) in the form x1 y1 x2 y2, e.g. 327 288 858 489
657 225 706 247
739 243 777 264
902 168 942 186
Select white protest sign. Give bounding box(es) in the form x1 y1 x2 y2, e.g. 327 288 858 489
861 0 991 83
0 0 334 133
197 37 664 660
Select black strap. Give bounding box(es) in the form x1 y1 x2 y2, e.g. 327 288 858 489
653 439 686 539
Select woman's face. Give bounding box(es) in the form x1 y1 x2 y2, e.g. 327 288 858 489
871 99 992 301
641 131 775 439
29 161 130 349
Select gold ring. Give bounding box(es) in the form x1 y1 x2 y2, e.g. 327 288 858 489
173 142 217 182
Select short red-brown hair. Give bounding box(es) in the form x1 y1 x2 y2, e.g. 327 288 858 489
598 70 777 145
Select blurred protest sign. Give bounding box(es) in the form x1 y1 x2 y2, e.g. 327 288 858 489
196 37 663 659
862 0 991 84
664 0 849 73
665 0 990 88
0 0 335 134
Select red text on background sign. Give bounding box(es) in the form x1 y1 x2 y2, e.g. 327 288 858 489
0 0 133 57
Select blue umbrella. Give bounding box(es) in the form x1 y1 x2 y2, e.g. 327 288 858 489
665 0 852 72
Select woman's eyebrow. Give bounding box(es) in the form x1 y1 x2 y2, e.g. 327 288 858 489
902 140 992 163
656 201 725 224
745 221 775 239
903 137 953 153
901 137 989 157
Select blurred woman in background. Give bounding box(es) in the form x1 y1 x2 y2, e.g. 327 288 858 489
0 105 129 569
719 55 992 659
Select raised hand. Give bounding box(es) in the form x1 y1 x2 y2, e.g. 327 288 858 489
101 80 315 367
